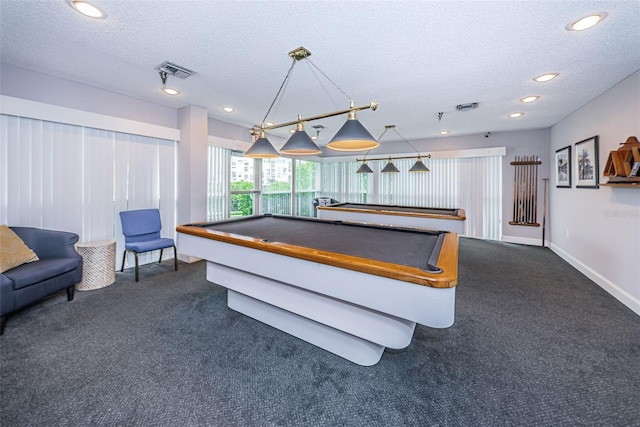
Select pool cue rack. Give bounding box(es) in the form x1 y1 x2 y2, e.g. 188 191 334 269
509 155 542 227
602 136 640 188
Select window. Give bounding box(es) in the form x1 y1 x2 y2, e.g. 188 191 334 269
294 160 321 217
262 158 292 215
230 153 258 217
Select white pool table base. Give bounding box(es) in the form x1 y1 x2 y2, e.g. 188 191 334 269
210 261 417 366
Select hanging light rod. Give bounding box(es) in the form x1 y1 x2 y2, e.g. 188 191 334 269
249 101 378 135
356 154 432 162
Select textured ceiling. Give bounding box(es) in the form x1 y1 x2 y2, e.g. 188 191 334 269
1 0 639 148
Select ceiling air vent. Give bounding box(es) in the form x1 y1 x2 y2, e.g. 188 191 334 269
456 102 479 112
155 62 196 79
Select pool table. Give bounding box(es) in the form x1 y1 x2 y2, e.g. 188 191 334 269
317 202 466 234
177 214 458 366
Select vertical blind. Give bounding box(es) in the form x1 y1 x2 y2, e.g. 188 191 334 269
207 146 230 221
0 114 178 268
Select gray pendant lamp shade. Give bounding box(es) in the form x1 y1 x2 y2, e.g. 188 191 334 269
279 119 322 155
326 110 380 152
245 132 280 158
381 158 400 173
356 161 374 174
409 156 430 172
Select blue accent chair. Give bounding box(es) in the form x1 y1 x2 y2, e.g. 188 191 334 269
119 209 177 282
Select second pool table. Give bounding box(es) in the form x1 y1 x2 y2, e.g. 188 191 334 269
317 202 466 233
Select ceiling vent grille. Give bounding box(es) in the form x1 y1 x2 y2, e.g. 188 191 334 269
456 102 479 112
155 62 196 79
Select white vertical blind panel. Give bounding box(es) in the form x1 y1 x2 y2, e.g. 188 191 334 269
1 115 22 225
0 116 9 225
50 121 83 234
158 138 177 240
113 132 130 227
128 134 160 210
207 146 230 221
83 128 115 242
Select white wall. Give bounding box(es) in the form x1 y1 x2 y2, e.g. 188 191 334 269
549 70 640 315
0 63 177 128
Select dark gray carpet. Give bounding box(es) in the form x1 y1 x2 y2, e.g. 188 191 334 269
1 238 638 426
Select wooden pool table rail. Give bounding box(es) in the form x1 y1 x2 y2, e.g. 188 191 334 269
176 223 458 289
317 204 466 221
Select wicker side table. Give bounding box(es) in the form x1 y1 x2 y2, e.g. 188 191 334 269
76 240 116 291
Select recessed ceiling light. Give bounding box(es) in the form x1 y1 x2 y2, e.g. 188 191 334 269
222 107 234 113
509 112 524 118
520 96 540 103
162 87 180 96
567 13 606 31
534 73 559 82
439 131 450 135
71 1 105 18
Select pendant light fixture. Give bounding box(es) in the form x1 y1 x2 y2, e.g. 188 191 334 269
355 125 431 173
356 160 374 174
381 158 400 173
409 156 430 172
247 47 379 158
325 101 379 152
279 116 322 155
244 131 280 158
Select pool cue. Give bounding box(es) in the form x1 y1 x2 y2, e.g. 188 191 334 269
512 157 518 222
531 160 538 224
524 157 529 223
529 157 534 223
525 158 530 223
520 159 524 223
542 178 548 247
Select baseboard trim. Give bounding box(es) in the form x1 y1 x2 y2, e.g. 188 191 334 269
501 235 546 246
549 243 640 316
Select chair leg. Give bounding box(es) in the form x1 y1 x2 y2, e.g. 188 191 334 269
121 250 127 272
173 245 178 271
159 248 164 263
134 252 139 282
67 285 75 301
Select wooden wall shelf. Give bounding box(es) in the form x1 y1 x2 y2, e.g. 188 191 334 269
603 136 640 188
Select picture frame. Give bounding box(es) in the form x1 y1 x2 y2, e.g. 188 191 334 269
575 136 599 189
555 145 571 188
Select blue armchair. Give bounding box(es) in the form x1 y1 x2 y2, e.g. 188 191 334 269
119 209 177 282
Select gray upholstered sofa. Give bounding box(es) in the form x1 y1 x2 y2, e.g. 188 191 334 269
0 227 83 334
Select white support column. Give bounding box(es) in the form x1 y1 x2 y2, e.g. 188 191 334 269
177 105 208 263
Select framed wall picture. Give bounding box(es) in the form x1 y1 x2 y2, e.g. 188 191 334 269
555 146 571 188
575 136 599 188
